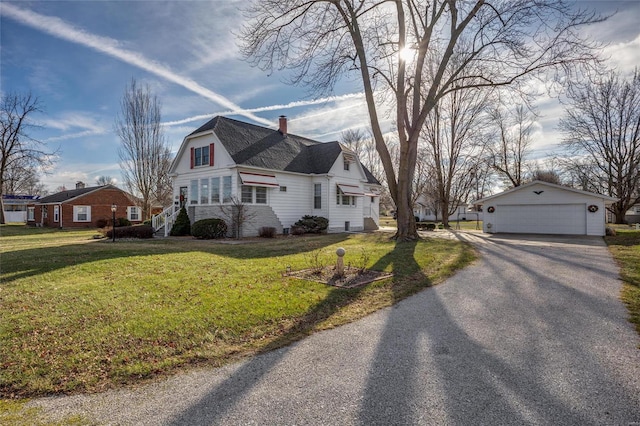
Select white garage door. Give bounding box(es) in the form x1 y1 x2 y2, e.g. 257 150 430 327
496 204 586 235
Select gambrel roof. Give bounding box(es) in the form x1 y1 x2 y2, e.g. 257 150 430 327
177 116 381 185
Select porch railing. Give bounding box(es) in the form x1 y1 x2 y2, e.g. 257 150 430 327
151 205 178 237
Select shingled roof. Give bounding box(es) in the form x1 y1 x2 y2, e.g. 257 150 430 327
36 185 115 204
188 116 381 184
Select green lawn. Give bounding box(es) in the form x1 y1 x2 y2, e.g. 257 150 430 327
0 225 475 397
378 216 482 231
605 229 640 340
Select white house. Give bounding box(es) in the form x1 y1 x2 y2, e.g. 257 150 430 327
625 204 640 224
158 116 382 237
413 194 479 222
2 194 40 223
475 180 618 236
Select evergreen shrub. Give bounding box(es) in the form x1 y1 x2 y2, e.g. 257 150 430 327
170 206 191 236
191 218 228 239
293 215 328 234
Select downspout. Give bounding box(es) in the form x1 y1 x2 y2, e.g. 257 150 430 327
327 176 331 232
59 203 63 229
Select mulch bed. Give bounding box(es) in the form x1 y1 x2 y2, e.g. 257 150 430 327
285 266 393 288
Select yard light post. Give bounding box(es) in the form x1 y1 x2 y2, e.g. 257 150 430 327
111 204 117 242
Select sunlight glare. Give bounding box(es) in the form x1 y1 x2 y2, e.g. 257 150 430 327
399 47 414 63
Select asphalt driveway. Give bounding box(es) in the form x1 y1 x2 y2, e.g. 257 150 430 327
32 232 640 425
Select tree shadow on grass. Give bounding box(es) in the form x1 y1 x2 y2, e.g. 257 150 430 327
167 239 440 425
167 281 368 424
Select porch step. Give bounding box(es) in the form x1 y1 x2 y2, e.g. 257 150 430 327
364 217 379 231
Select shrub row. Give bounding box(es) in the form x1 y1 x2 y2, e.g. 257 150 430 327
96 217 132 228
191 218 228 239
293 215 328 234
259 226 276 238
105 224 154 239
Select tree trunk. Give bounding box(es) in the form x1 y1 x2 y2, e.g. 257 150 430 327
613 204 627 224
0 196 5 224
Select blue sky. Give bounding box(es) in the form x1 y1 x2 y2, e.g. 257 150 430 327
1 1 639 193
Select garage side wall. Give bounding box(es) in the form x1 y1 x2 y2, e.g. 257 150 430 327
482 184 607 236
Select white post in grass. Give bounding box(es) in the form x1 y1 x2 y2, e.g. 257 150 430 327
336 247 346 277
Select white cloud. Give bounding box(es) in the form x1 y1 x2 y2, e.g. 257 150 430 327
40 112 109 142
0 3 273 127
45 161 121 191
162 93 366 128
289 97 372 140
603 33 640 74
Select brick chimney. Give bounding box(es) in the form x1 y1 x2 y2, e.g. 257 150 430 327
76 181 85 189
278 115 287 136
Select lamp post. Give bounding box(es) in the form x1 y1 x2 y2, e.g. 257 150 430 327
111 204 117 242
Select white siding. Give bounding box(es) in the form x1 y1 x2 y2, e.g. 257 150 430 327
171 134 237 208
482 183 608 236
172 134 234 176
268 173 317 230
328 178 364 232
326 153 367 232
362 184 380 225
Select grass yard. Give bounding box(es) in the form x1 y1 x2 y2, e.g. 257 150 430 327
605 229 640 339
0 225 475 397
378 216 482 231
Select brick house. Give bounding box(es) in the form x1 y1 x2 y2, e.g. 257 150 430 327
27 182 142 228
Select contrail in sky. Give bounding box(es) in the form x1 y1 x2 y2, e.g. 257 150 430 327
162 93 366 127
0 3 274 127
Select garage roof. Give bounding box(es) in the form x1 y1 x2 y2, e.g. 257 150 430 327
474 180 618 205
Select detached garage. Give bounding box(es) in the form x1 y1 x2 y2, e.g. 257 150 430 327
475 181 618 236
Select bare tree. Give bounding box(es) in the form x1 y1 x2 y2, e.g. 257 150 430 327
530 170 562 185
240 0 602 240
1 92 55 223
3 157 39 193
115 79 172 220
560 69 640 223
153 155 174 208
488 103 537 188
341 128 386 184
95 175 115 186
341 129 367 157
218 197 258 239
421 80 492 227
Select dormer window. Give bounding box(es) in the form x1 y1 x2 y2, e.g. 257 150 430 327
194 146 209 167
343 152 356 171
190 143 214 168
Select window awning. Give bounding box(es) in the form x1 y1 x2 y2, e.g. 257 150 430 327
239 172 279 187
337 183 364 196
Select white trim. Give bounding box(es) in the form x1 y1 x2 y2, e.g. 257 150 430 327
127 206 141 222
476 180 618 204
73 205 91 222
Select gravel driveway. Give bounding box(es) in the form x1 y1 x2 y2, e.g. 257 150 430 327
32 232 640 425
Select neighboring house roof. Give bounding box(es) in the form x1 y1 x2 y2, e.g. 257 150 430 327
180 116 381 185
35 185 122 204
475 180 619 204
